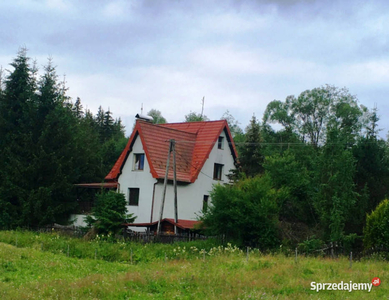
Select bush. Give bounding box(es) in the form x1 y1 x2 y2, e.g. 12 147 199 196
364 199 389 250
85 191 136 235
201 175 285 249
298 236 325 254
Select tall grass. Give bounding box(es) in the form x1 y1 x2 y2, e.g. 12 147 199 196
0 240 388 299
0 230 221 263
0 231 388 299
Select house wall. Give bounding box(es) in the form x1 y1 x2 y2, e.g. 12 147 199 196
151 129 235 222
117 136 157 224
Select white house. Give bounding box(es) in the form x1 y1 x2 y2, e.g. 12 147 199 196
72 119 238 232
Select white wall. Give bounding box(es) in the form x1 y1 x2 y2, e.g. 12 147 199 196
151 129 235 222
117 136 157 224
69 214 87 227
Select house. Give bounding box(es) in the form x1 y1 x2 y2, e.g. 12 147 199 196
72 119 238 232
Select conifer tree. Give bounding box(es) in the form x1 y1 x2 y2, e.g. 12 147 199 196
103 109 114 141
23 58 79 226
72 97 84 119
0 48 37 228
239 115 264 177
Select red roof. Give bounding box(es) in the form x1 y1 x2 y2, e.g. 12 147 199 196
126 218 201 230
105 120 238 183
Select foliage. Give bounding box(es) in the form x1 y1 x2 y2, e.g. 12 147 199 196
221 110 243 137
147 108 167 124
263 85 362 147
85 191 136 235
298 236 325 254
238 115 264 177
352 134 389 215
202 175 285 249
364 199 389 250
184 111 209 122
264 150 313 223
0 50 128 228
312 140 358 241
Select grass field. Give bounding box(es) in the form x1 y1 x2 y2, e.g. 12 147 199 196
0 231 387 299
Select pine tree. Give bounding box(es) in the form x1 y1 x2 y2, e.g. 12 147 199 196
96 106 105 126
72 97 84 119
103 109 114 141
239 115 264 177
22 58 79 226
0 48 37 228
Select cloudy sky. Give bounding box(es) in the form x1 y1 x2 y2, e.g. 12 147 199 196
1 0 389 136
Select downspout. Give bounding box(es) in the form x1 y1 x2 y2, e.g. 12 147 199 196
150 180 158 223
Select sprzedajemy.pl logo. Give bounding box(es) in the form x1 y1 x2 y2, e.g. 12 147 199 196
311 277 381 293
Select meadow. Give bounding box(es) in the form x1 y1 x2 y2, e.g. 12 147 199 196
0 230 387 299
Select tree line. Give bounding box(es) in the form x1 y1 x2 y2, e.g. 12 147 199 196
202 85 389 251
0 49 127 228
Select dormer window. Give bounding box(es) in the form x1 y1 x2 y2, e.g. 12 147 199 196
218 136 224 149
134 154 145 170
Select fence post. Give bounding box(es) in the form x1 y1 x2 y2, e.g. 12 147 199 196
331 242 334 259
165 252 167 263
246 247 249 262
349 252 352 269
131 248 133 265
295 247 298 264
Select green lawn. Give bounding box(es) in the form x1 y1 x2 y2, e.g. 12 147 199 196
0 231 387 299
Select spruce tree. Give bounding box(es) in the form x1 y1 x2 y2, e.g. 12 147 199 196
103 109 114 141
239 115 264 177
23 58 79 226
0 48 37 228
72 97 84 119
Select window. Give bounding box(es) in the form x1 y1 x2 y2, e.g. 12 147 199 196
213 163 223 180
134 154 145 170
218 136 224 149
129 188 140 206
203 195 209 212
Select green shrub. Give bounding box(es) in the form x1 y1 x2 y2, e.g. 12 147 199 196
201 175 284 249
364 199 389 250
85 191 136 235
298 236 325 254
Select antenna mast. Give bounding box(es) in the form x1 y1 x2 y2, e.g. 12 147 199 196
200 97 205 117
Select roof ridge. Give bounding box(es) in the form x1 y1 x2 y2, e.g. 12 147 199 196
153 124 198 136
160 120 226 125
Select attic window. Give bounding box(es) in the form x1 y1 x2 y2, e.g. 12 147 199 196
134 154 144 170
218 136 224 149
213 163 223 180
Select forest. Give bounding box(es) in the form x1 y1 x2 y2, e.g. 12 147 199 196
0 49 128 228
1 49 388 252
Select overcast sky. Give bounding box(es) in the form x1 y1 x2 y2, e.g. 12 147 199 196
1 0 389 136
